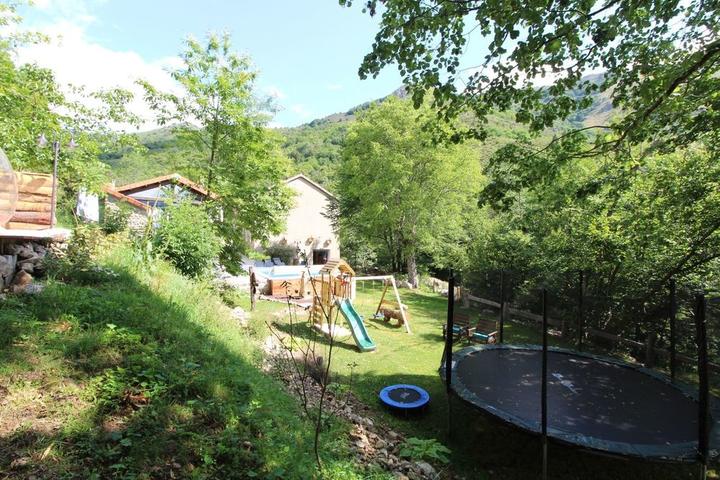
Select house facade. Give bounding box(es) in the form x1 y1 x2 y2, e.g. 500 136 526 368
269 174 340 265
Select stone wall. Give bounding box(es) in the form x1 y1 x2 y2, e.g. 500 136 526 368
0 239 64 292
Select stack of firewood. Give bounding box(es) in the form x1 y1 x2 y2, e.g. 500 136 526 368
4 172 54 230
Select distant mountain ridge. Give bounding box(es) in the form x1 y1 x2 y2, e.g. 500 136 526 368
102 77 615 187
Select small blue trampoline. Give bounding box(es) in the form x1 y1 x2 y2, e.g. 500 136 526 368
379 384 430 411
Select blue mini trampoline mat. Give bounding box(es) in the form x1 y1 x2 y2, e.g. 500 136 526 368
379 384 430 411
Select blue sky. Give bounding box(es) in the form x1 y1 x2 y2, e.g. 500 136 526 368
16 0 403 128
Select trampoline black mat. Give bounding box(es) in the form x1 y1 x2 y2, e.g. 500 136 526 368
388 388 422 403
443 345 720 460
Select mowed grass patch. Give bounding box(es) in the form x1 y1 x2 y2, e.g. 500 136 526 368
263 283 703 479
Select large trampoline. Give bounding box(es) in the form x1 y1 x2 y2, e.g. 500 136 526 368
442 344 720 461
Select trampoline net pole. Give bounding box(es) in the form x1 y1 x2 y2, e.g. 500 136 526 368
499 270 505 344
577 270 584 352
669 278 677 382
541 288 549 480
695 293 709 480
445 270 456 438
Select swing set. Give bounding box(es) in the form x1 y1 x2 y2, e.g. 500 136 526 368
352 275 412 334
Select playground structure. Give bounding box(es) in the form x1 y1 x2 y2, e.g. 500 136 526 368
309 259 376 352
353 275 412 334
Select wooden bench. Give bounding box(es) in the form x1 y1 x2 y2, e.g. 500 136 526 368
469 318 499 344
442 312 473 340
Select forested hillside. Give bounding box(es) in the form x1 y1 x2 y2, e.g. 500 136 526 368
102 83 612 189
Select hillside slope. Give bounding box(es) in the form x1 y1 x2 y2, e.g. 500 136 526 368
0 242 362 479
102 82 614 188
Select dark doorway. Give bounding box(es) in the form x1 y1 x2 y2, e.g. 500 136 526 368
313 249 330 265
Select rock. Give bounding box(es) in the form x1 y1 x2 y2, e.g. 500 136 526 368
11 270 32 290
375 439 387 449
231 307 248 327
18 262 34 274
394 473 409 480
415 461 436 478
22 284 45 295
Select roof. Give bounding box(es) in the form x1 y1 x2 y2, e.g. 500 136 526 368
285 174 336 200
320 258 355 276
114 173 216 198
103 186 150 211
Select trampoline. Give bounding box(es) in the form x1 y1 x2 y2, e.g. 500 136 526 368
442 344 720 461
379 384 430 411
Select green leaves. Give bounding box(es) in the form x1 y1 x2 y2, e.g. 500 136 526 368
338 97 481 275
345 0 720 152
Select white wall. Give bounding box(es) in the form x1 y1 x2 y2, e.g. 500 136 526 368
270 176 340 263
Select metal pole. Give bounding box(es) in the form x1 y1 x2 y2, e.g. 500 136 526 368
541 288 549 480
499 270 505 343
577 270 584 351
50 140 59 228
445 270 455 437
669 278 677 381
695 294 709 480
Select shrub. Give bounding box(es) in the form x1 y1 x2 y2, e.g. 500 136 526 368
265 242 297 265
45 224 118 284
153 200 222 277
101 202 132 234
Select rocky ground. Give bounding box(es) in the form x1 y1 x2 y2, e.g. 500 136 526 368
261 327 442 480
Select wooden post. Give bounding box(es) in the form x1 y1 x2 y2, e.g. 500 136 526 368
541 288 549 480
499 270 505 344
695 294 709 480
50 140 59 228
669 278 677 381
391 276 412 334
249 267 257 312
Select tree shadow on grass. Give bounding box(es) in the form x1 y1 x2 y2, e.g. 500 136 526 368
339 369 699 480
0 264 329 480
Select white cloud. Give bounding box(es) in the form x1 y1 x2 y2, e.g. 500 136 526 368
263 85 286 100
14 20 181 130
290 104 312 119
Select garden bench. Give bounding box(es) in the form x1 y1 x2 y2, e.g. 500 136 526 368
469 318 498 344
442 312 473 341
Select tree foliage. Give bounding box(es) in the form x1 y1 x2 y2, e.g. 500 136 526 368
342 0 720 154
0 2 139 195
140 33 293 265
337 97 481 284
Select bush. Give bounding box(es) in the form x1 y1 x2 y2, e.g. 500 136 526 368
101 202 132 234
45 224 118 284
265 242 297 265
153 200 222 277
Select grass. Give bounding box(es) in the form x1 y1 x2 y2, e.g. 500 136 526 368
0 243 385 480
1 239 714 479
249 282 711 480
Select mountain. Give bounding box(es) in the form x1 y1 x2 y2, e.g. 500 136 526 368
101 80 614 187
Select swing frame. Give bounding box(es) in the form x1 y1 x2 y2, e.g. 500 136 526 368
352 275 412 334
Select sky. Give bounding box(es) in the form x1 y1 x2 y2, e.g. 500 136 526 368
14 0 405 129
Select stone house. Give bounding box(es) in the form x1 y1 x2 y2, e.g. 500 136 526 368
102 173 215 230
267 174 340 265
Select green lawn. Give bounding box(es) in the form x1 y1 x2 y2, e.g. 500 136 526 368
249 283 707 480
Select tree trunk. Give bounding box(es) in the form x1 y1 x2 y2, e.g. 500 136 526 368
406 252 418 288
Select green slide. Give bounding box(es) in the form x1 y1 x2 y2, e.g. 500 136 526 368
337 299 377 352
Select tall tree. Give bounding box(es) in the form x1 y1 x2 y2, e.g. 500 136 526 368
338 97 481 286
342 0 720 155
0 2 138 195
140 33 292 266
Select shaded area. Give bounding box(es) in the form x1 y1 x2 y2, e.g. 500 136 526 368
450 345 712 459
